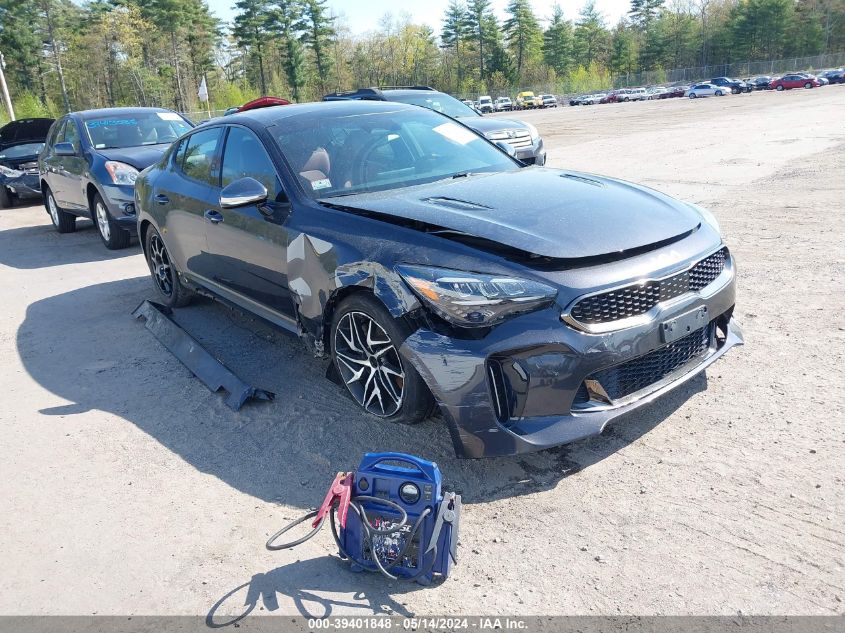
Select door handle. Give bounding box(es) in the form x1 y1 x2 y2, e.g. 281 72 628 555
155 194 170 205
204 210 224 224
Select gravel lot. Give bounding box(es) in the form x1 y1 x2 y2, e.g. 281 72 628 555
1 88 843 618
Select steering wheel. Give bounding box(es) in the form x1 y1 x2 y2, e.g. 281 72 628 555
353 136 394 187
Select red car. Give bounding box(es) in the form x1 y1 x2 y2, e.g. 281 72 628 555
770 74 820 90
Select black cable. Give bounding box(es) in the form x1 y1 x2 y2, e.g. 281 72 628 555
266 510 324 550
267 496 440 582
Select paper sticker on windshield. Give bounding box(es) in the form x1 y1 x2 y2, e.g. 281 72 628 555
433 122 477 146
86 119 137 128
311 178 331 191
157 112 182 121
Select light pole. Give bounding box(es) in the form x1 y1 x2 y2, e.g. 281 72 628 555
0 51 15 121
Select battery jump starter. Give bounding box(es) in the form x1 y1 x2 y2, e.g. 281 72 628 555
267 452 460 584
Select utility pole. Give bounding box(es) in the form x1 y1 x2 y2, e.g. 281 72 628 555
0 51 15 121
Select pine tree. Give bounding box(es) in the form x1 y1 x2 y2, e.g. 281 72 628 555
574 0 611 67
267 0 307 102
232 0 271 94
441 0 470 87
543 4 574 76
467 0 494 79
503 0 542 82
301 0 335 95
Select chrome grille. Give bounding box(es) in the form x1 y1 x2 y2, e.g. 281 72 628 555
486 129 533 149
569 248 728 326
583 326 711 402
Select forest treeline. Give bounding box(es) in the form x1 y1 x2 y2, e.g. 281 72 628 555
0 0 842 120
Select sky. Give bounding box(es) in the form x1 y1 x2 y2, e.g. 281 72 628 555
205 0 632 34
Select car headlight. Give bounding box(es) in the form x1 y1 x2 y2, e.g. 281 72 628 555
687 202 722 237
396 265 557 327
524 122 540 143
104 161 139 186
0 165 23 178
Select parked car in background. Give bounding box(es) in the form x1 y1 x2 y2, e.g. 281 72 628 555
647 87 668 99
0 118 54 208
135 99 742 458
659 85 689 99
685 83 730 98
38 107 193 247
816 69 845 84
747 76 773 90
540 94 558 108
582 93 607 105
516 91 541 109
804 73 828 85
322 86 545 165
709 77 751 93
625 87 649 101
477 95 494 113
569 94 587 106
770 74 820 90
494 97 513 111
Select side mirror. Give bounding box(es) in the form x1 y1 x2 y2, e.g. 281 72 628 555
495 141 517 158
220 177 268 208
54 142 76 156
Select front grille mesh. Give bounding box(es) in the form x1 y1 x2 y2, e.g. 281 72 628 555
585 326 711 402
570 248 727 326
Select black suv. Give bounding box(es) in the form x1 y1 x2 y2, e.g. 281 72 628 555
708 77 751 94
323 87 546 166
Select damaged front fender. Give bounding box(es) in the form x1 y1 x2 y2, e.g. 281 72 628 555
286 232 421 356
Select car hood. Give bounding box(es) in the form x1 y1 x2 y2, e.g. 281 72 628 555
321 168 702 260
0 118 54 149
457 117 528 135
97 144 169 170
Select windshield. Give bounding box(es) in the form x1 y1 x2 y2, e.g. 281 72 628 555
386 92 480 119
276 107 518 199
83 112 192 149
0 142 44 160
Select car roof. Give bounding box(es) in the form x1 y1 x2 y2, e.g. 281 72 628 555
216 100 419 127
73 106 177 120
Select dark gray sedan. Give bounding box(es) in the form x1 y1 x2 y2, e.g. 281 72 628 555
135 100 742 458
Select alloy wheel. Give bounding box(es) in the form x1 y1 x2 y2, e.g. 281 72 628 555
47 194 59 226
334 311 405 417
148 234 174 297
96 201 111 241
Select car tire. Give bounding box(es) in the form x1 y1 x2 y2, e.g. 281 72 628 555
0 186 11 208
44 186 77 233
689 93 697 98
92 192 130 250
716 90 724 96
776 85 784 91
144 226 193 308
331 293 434 425
804 82 812 89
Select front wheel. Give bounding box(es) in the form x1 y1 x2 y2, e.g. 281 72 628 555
716 90 724 96
776 85 784 91
804 82 812 89
93 193 130 250
144 226 193 308
331 294 433 424
45 187 76 233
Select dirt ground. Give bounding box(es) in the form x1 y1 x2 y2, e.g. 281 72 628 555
0 88 843 619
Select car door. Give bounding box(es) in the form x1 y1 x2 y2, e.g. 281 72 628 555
54 118 87 211
40 118 67 203
159 126 224 279
203 125 295 317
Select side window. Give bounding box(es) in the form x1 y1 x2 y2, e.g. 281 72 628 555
179 128 222 186
221 127 283 201
47 119 64 148
61 119 81 152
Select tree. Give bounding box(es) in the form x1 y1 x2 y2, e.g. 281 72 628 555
543 4 574 76
504 0 542 82
0 0 45 97
610 23 638 76
441 0 470 88
629 0 665 31
301 0 335 95
574 0 611 67
267 0 307 101
467 0 494 79
231 0 271 94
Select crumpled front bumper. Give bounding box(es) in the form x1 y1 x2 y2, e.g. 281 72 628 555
1 172 41 198
400 270 743 458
